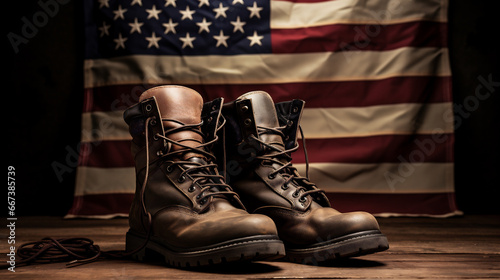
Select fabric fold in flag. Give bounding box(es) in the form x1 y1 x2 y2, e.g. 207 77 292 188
67 0 460 218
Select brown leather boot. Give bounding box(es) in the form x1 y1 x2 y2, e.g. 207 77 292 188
219 90 389 264
123 86 285 267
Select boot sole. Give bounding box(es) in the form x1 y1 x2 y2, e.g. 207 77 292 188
285 230 389 264
126 231 286 267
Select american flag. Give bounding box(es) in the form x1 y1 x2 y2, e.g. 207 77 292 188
67 0 460 218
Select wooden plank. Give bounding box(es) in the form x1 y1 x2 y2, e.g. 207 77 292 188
1 215 499 279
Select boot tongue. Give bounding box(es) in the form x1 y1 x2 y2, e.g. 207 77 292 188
140 85 205 160
236 91 285 150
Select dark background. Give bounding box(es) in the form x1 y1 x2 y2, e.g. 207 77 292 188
5 1 499 216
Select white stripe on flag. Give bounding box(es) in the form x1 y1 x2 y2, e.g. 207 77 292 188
80 102 453 143
74 166 135 196
73 162 454 196
295 162 454 194
84 47 451 88
270 0 447 28
300 102 454 139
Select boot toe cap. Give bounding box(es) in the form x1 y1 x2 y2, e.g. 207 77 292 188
311 209 381 238
276 208 382 246
326 210 381 234
154 208 279 248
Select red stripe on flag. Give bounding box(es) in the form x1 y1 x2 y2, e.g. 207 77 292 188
294 134 454 164
83 76 452 112
79 134 453 168
79 141 134 168
272 21 447 53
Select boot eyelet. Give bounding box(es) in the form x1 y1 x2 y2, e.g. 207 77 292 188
145 104 152 111
156 150 163 156
299 196 307 203
240 105 249 112
292 191 299 198
244 118 252 126
268 173 276 179
178 175 186 183
166 165 174 173
281 184 289 190
207 116 213 123
293 107 299 113
188 185 196 192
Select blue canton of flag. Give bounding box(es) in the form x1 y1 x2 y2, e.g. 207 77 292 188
85 0 271 58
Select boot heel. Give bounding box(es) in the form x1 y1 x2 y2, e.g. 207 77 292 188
125 231 150 262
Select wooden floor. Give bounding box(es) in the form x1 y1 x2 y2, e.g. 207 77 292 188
1 215 499 279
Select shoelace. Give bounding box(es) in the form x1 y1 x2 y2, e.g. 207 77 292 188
155 118 241 205
0 237 100 268
0 234 147 269
250 125 325 202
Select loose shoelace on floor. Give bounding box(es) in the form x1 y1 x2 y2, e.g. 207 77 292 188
2 237 103 268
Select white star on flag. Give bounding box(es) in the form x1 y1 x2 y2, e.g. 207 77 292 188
98 0 110 9
113 5 127 20
180 33 196 48
129 18 144 34
145 32 161 48
213 3 229 19
146 5 162 20
113 33 127 49
198 0 209 7
98 22 111 37
247 30 263 46
131 0 142 6
196 18 212 33
163 18 178 34
247 2 263 19
164 0 176 7
213 30 230 47
230 16 246 33
180 6 195 20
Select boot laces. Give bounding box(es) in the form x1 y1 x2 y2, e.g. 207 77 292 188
250 125 325 202
148 117 240 206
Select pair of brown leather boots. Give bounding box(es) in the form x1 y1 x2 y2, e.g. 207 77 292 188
123 85 388 267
